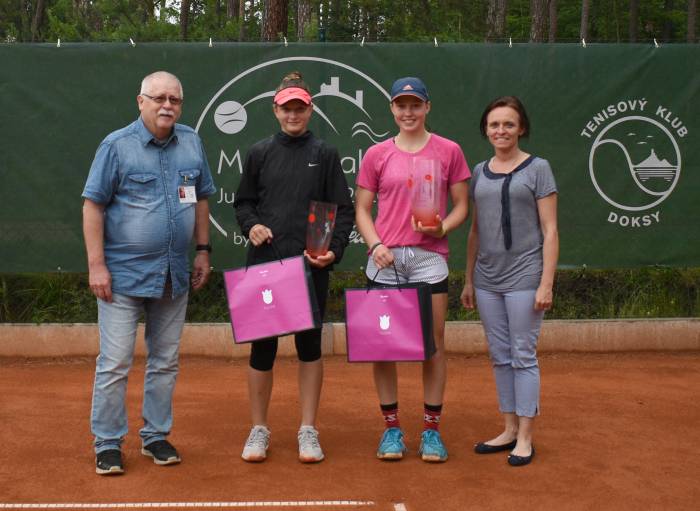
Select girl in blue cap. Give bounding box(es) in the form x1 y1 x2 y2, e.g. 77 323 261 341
355 77 470 462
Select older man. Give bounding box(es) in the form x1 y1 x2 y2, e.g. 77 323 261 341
82 71 216 475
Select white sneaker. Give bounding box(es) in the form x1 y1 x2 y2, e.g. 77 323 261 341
241 425 270 462
297 425 324 463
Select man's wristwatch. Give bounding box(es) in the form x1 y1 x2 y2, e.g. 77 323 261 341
195 244 212 253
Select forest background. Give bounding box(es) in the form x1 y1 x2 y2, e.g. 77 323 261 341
2 0 698 44
1 0 698 323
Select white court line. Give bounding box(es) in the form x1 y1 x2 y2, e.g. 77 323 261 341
393 504 408 511
0 502 375 510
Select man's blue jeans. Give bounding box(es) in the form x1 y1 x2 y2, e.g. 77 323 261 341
91 289 188 453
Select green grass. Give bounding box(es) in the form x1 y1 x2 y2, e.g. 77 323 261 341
1 268 699 323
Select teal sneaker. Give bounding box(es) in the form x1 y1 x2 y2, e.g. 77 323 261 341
419 429 448 462
376 427 407 460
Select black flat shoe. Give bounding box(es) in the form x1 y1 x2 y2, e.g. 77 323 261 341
473 439 517 454
508 445 535 466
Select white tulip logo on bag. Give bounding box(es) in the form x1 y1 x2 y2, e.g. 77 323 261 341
379 314 391 332
262 289 273 305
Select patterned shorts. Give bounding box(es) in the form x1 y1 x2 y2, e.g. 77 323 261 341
365 246 449 292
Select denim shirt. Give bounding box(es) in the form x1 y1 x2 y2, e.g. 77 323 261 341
82 118 216 298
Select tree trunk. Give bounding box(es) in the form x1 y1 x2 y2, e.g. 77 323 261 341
548 0 558 42
227 0 238 19
180 0 190 40
239 0 246 40
629 0 638 42
662 0 674 42
530 0 547 42
486 0 507 41
580 0 590 41
689 0 697 42
262 0 289 41
297 0 311 40
141 1 150 23
368 3 378 40
30 0 45 42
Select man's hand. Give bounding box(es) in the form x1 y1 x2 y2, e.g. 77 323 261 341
89 262 112 302
191 252 211 290
304 250 336 269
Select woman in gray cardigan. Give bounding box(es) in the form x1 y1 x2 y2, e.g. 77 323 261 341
461 96 559 467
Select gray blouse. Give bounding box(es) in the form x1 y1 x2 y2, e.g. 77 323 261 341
470 156 557 292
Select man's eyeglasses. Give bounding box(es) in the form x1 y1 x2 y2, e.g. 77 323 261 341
141 93 183 106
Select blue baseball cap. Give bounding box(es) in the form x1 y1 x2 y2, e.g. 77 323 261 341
390 77 429 102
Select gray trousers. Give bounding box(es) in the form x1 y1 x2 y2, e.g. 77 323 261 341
475 288 544 418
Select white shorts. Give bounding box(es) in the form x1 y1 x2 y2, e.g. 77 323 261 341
365 246 449 286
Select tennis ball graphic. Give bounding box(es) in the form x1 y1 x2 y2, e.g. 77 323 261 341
214 101 247 134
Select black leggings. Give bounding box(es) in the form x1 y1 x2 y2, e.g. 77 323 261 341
249 269 329 371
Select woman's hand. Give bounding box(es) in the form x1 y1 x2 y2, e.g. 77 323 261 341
460 282 475 310
248 224 273 246
534 284 553 310
412 214 445 238
304 250 336 269
372 244 394 270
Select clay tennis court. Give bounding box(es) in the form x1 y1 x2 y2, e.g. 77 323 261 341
1 351 699 510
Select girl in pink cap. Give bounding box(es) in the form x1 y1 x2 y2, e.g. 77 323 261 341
234 71 354 464
355 77 470 462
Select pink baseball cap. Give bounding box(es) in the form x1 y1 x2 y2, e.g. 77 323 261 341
273 87 312 105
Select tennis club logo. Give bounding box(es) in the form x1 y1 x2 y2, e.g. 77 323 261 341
581 99 687 228
261 289 273 305
195 57 393 252
379 314 391 331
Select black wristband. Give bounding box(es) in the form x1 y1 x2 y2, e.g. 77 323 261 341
195 244 212 253
368 241 383 256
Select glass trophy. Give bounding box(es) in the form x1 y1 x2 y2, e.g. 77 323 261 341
306 200 337 257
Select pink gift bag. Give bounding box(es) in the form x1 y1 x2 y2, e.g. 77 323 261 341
224 255 321 343
345 280 435 362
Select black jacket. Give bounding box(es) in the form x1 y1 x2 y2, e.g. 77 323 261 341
234 131 354 266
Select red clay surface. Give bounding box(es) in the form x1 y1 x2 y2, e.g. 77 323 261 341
1 352 699 510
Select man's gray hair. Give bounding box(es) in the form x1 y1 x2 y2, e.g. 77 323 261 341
140 71 184 98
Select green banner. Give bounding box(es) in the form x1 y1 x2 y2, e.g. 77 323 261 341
1 43 698 271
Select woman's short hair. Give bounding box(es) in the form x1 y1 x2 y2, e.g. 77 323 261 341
479 96 530 138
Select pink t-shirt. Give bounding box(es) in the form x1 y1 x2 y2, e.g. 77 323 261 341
357 134 470 259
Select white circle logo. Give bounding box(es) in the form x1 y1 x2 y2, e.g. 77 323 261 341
213 101 247 135
196 57 393 250
589 116 681 212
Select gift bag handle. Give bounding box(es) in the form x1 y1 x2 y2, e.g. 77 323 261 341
368 264 401 293
245 240 284 270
